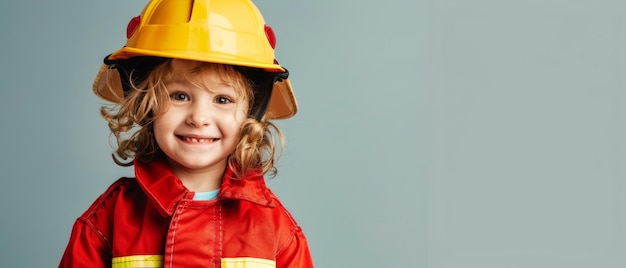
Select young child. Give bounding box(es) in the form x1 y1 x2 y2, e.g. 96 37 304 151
59 0 313 267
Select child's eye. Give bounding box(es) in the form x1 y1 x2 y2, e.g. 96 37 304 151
215 96 234 104
170 92 189 101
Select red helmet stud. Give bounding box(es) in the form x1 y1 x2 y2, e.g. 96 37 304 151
264 25 276 49
126 16 141 39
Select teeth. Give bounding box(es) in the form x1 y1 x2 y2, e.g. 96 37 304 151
182 136 215 143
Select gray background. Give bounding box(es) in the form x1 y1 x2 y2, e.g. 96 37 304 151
0 0 624 267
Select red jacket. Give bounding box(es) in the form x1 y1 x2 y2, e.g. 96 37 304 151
60 157 313 267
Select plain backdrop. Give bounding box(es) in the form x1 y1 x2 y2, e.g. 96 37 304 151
0 0 625 267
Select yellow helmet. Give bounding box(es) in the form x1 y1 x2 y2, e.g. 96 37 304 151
93 0 297 119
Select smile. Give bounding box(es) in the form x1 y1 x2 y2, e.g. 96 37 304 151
177 135 219 143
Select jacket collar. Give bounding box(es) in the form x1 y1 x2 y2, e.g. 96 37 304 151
135 157 274 217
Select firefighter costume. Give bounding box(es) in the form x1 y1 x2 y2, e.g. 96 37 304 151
60 0 312 267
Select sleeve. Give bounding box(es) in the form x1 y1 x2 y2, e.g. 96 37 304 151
58 178 131 268
276 226 314 268
58 217 111 268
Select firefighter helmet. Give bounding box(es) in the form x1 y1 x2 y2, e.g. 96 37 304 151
93 0 297 119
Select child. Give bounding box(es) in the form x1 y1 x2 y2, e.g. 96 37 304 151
59 0 314 267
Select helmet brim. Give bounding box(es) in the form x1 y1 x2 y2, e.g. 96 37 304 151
93 63 298 120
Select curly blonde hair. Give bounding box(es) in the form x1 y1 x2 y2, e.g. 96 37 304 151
101 59 284 178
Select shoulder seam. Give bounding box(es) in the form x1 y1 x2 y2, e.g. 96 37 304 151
77 177 138 251
81 178 137 219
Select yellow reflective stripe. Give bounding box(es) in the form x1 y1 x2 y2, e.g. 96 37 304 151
112 255 164 268
221 257 276 268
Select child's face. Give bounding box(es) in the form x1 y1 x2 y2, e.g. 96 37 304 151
153 60 247 175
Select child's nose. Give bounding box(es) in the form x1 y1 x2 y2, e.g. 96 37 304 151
186 103 213 127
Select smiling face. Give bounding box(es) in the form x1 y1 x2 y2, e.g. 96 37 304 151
152 60 250 179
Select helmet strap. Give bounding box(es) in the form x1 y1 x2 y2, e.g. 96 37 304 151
104 55 168 97
235 67 289 121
